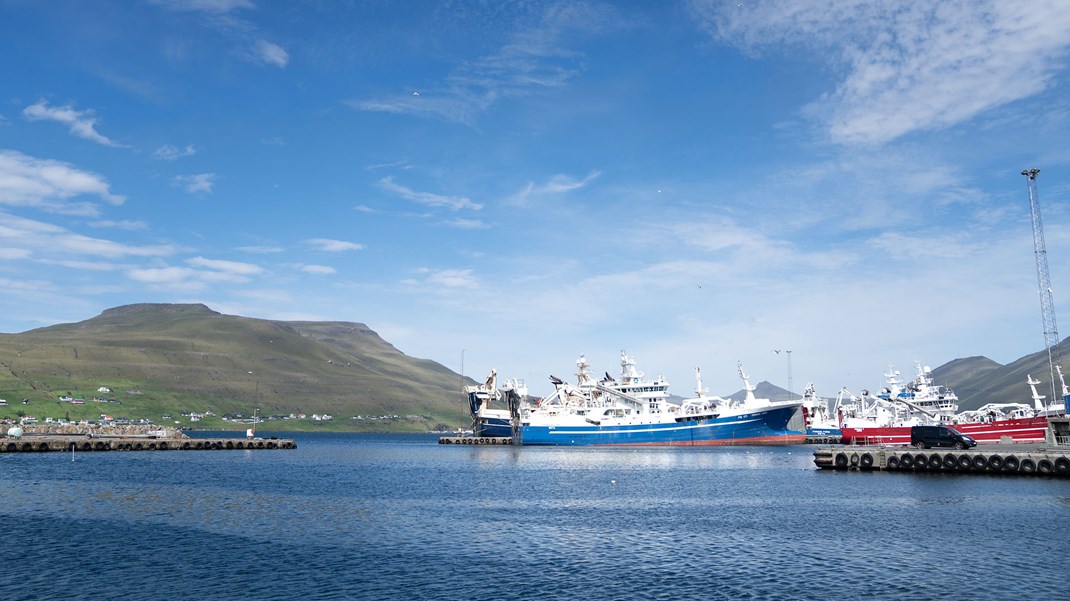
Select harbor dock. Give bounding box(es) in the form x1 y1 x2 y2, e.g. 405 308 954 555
438 436 512 445
0 435 296 452
814 444 1070 477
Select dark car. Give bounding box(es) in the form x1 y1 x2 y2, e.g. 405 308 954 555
910 425 977 449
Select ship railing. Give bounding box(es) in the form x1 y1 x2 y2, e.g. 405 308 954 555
861 435 894 447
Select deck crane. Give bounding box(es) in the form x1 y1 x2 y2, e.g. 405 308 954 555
1023 168 1065 410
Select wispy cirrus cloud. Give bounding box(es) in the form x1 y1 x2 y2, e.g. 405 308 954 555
173 173 216 193
148 0 254 12
153 144 198 161
507 170 600 206
692 0 1070 146
87 219 149 230
378 177 481 211
22 99 125 147
187 256 264 275
128 254 264 289
0 248 32 260
403 267 480 290
0 149 125 215
305 238 365 252
149 0 288 70
0 212 175 260
254 40 289 67
237 245 285 254
300 264 336 275
443 218 490 230
346 2 622 124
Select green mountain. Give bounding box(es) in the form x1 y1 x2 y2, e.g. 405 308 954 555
933 339 1070 411
0 303 471 431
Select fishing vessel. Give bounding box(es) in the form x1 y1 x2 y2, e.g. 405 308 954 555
466 369 526 438
838 362 1051 445
516 352 804 446
799 382 841 442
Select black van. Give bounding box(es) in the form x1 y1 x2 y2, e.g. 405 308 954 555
910 425 977 449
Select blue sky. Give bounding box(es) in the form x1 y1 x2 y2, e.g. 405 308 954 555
3 0 1070 399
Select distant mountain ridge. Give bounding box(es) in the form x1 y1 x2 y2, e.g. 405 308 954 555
0 303 470 430
1 303 1063 430
932 341 1070 411
717 350 1065 413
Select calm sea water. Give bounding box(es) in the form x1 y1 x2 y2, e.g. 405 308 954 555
1 432 1068 600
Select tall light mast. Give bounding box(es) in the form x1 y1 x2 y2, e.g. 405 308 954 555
1023 168 1061 404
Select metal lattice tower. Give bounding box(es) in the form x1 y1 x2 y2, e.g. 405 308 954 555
1023 168 1061 403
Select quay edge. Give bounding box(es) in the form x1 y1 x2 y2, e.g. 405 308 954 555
438 436 513 445
0 435 296 452
814 445 1070 477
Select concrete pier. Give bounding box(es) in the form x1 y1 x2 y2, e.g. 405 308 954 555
0 435 296 452
438 436 513 445
806 434 843 445
814 444 1070 477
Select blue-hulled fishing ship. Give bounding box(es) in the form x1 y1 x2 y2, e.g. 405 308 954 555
514 352 804 446
466 369 526 438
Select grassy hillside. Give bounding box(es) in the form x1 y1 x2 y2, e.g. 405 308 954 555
931 340 1070 410
0 304 472 431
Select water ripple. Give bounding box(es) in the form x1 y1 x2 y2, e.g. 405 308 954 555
0 435 1067 600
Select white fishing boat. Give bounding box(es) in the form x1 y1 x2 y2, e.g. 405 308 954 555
799 382 841 442
838 361 1051 445
466 369 525 438
516 352 804 446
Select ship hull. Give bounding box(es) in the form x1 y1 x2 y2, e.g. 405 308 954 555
473 415 512 438
841 416 1050 446
519 404 804 446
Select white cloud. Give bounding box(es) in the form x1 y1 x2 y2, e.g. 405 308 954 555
153 144 198 161
378 177 481 211
150 0 287 75
301 264 336 275
127 256 263 289
507 170 600 206
149 0 253 13
694 0 1070 146
305 238 365 252
0 212 175 260
186 256 264 275
173 173 216 193
127 266 202 286
40 258 123 271
22 100 125 147
0 149 125 214
443 218 490 230
237 245 285 254
255 40 289 68
87 220 149 230
347 3 622 124
424 268 480 289
0 247 32 260
0 276 57 294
